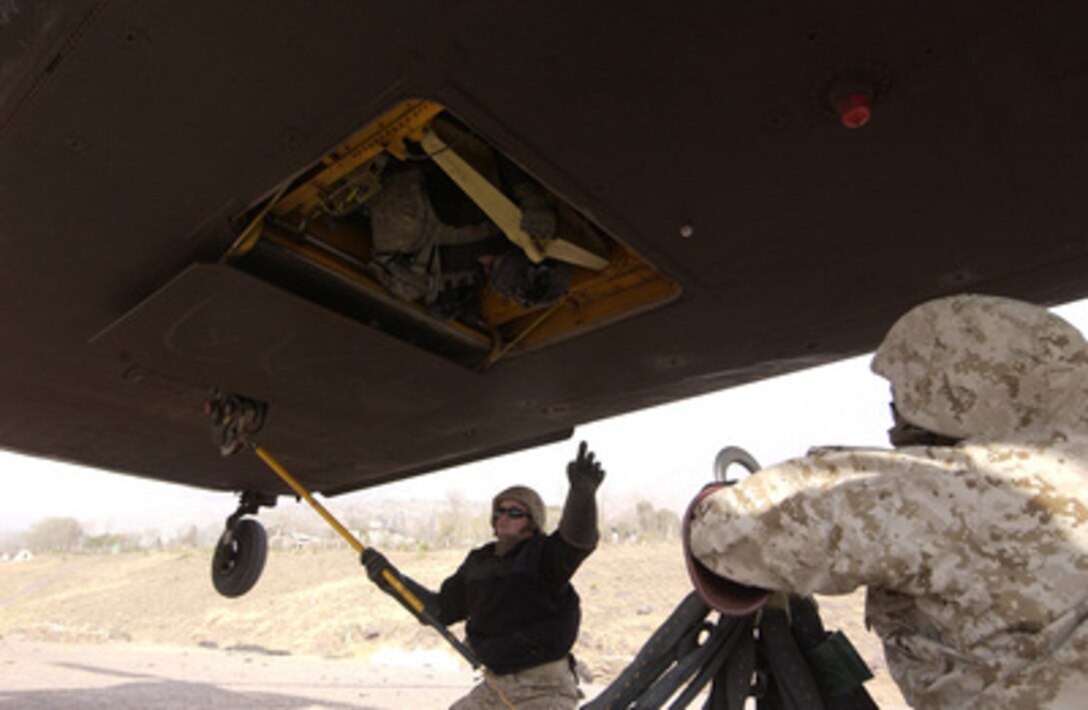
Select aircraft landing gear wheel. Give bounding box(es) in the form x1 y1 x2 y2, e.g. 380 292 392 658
211 518 268 598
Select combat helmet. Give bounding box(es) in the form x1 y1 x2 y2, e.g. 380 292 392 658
871 294 1088 440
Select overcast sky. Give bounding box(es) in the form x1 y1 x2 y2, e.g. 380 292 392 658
4 299 1087 535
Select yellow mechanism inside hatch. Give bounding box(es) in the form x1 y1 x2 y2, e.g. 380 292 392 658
228 99 679 367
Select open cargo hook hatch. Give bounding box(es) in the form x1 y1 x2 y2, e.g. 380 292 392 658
225 99 680 369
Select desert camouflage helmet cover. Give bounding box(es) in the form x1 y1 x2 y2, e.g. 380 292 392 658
492 485 546 531
871 294 1088 440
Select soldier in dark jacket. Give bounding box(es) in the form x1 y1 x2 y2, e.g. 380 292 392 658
364 442 605 709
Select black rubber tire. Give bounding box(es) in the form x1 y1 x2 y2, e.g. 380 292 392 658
211 518 268 598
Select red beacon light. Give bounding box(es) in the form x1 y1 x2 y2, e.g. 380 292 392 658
835 92 872 129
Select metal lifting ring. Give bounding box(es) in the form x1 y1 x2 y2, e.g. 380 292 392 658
713 446 761 484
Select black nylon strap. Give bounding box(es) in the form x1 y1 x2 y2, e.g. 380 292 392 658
758 606 826 710
581 594 877 710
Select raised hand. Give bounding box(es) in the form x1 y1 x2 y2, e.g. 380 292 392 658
567 441 605 491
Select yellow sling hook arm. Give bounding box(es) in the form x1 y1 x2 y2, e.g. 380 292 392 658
253 446 363 553
250 444 480 668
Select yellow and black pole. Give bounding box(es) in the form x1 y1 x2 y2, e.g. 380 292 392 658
251 444 480 668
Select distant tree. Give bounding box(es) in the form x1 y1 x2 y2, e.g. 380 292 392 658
654 508 681 540
636 501 656 536
26 517 84 552
82 532 136 553
632 501 681 541
431 491 490 548
177 524 201 548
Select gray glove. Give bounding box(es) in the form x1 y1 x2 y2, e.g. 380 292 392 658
559 441 605 548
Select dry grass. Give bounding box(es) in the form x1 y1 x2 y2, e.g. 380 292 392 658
0 542 906 706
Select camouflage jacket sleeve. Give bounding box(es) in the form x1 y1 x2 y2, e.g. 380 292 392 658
690 438 1088 709
687 441 1087 599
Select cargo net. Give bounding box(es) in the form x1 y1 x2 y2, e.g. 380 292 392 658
581 587 878 709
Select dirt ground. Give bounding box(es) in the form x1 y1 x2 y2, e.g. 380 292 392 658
0 542 907 708
0 638 485 708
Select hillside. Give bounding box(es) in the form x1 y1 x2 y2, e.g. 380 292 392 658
0 542 906 707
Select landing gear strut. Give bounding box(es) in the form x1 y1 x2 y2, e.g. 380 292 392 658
201 389 480 667
206 390 275 599
211 490 276 598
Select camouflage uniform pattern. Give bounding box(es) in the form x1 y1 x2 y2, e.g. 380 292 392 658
688 295 1088 708
450 657 579 710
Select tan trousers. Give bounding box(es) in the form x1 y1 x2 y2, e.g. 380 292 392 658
450 657 580 710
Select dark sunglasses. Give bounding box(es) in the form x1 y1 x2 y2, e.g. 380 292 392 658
494 506 528 519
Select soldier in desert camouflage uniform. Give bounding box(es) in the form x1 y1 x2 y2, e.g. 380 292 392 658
685 294 1088 708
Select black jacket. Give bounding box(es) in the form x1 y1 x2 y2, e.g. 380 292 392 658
437 531 594 674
